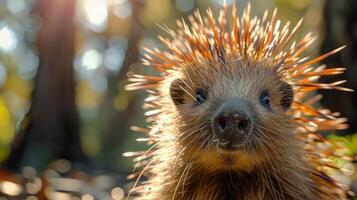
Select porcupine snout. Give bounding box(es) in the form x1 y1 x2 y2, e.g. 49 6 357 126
212 98 253 150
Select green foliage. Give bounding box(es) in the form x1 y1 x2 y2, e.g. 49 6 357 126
328 133 357 156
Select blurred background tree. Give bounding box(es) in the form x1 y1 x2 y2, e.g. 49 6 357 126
320 0 357 134
3 0 88 172
0 0 356 199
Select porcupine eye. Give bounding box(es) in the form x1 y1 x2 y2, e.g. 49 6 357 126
194 89 207 105
259 90 271 110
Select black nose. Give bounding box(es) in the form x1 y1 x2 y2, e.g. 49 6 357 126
214 110 252 137
212 99 253 147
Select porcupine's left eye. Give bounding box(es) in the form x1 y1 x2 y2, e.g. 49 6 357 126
259 90 271 109
194 89 207 105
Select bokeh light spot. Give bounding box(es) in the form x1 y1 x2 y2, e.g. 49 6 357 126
6 0 30 16
0 181 22 196
175 0 194 12
0 25 18 53
82 0 108 32
113 0 132 19
81 194 94 200
111 187 124 200
81 49 103 71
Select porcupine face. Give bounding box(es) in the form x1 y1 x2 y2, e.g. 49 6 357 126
168 60 295 171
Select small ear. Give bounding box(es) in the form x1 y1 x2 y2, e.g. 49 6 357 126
170 79 185 105
280 81 294 111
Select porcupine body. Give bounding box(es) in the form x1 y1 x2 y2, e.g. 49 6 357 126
126 3 352 200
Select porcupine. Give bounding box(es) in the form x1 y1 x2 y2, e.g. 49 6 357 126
125 3 352 200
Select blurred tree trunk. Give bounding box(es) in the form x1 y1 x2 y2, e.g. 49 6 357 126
98 0 144 171
320 0 357 134
2 0 87 171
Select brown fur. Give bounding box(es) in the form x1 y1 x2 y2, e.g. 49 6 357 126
126 4 350 200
